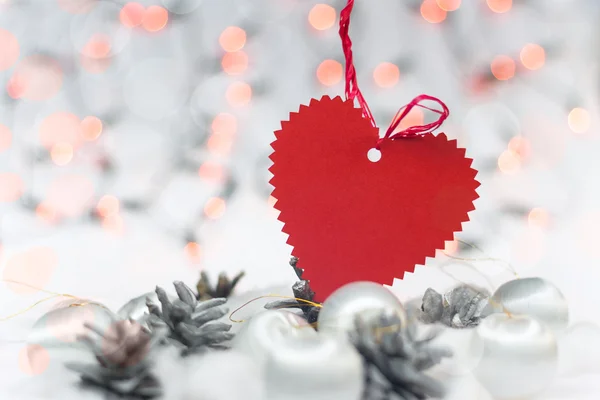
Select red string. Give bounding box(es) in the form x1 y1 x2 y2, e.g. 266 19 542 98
338 0 450 147
339 0 375 127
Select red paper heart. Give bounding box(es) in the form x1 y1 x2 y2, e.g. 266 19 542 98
269 96 479 302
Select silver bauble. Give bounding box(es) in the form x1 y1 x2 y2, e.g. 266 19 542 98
233 310 363 400
471 314 558 399
483 277 569 333
27 299 117 369
317 281 406 336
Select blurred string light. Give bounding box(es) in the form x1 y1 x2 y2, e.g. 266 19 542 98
568 107 590 134
528 207 550 229
421 0 447 24
222 51 249 75
96 195 119 218
225 81 252 107
204 197 226 220
57 0 98 14
0 28 19 71
184 241 202 264
0 172 23 202
373 62 400 88
436 0 461 12
9 55 63 101
317 59 342 86
308 4 336 31
497 149 521 174
120 2 145 28
50 142 74 166
520 43 545 71
487 0 512 14
0 123 11 152
219 26 247 52
490 55 515 80
81 116 103 141
142 5 169 32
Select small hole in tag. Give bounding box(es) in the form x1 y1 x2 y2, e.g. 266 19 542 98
367 148 381 163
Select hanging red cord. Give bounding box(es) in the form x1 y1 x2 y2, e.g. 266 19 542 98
338 0 449 145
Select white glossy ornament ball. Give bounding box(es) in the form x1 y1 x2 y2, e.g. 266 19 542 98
484 277 569 333
233 310 313 368
317 281 406 336
233 310 363 400
471 314 558 399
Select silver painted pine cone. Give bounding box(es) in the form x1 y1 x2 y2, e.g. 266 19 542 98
146 281 234 355
350 311 452 400
66 319 163 398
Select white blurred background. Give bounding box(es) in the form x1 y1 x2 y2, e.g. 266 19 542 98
1 0 600 395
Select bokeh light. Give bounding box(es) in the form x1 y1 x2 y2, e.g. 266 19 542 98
207 133 234 156
443 239 459 255
0 172 23 202
497 149 521 174
81 116 103 141
50 142 74 166
36 202 59 224
221 51 248 75
46 174 95 218
490 55 515 80
120 2 145 28
102 214 125 235
487 0 512 13
204 197 226 219
97 195 120 217
568 107 590 134
225 81 252 107
6 73 26 99
436 0 461 12
219 26 246 52
508 136 530 159
2 247 58 295
528 207 550 229
520 43 545 71
39 112 82 150
0 123 12 152
308 4 336 31
82 34 111 59
57 0 97 14
19 345 50 376
198 162 225 183
421 0 447 24
142 6 169 32
11 55 63 101
397 108 424 131
211 113 237 135
0 28 19 71
373 62 400 88
316 59 342 86
184 242 201 264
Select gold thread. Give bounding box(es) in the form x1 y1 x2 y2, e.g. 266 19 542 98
229 294 322 323
0 279 107 322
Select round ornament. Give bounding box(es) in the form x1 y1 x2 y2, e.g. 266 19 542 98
484 277 569 332
233 310 314 367
27 299 117 369
317 281 406 336
233 310 363 400
471 313 558 399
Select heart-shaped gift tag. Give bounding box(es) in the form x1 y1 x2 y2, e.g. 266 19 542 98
269 96 479 301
